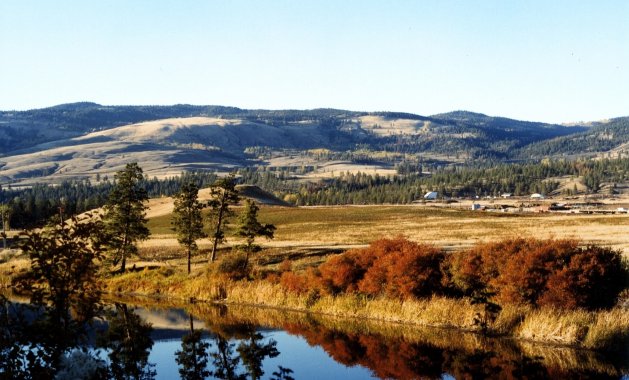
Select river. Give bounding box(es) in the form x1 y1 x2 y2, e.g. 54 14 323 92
1 296 627 379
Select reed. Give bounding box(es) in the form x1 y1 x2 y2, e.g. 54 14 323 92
4 256 624 350
582 309 629 350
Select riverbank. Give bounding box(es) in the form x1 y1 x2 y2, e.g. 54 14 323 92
102 268 629 351
99 294 628 379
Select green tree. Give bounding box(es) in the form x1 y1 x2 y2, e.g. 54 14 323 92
172 182 206 274
103 163 149 273
207 174 240 262
10 214 106 377
235 199 275 268
0 204 10 250
14 214 105 331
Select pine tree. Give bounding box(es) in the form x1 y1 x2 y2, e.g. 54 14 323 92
207 174 240 262
103 163 149 273
236 199 275 268
172 182 206 274
0 204 10 250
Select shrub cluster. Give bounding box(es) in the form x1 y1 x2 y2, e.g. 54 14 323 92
280 237 628 310
447 238 628 310
282 237 446 300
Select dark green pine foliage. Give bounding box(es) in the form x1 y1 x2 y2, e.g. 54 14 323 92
103 163 150 273
172 182 206 274
0 171 218 229
236 199 275 268
207 174 240 262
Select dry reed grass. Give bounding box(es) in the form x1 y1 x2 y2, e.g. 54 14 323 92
517 308 593 345
100 293 623 377
100 271 628 350
582 309 629 349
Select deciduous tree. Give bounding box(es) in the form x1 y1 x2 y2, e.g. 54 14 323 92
13 214 105 339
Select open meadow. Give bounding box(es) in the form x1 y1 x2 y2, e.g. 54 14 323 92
144 204 629 264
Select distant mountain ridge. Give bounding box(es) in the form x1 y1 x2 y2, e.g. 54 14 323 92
0 103 626 185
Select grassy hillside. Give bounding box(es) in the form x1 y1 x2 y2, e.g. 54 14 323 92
520 116 629 158
1 103 625 185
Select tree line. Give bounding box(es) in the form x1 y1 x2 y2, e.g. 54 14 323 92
240 157 629 205
1 157 627 229
0 171 218 229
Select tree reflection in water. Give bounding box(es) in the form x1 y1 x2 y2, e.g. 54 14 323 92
97 303 156 380
209 334 246 380
177 316 289 380
3 291 626 379
0 293 109 379
176 316 211 380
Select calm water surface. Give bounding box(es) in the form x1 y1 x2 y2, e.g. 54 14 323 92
2 297 628 379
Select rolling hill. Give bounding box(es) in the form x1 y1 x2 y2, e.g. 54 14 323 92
0 103 626 185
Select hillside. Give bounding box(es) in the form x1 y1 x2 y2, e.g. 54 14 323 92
0 103 626 185
520 116 629 158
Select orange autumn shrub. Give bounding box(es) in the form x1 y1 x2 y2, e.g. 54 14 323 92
318 253 367 295
448 238 628 310
280 268 320 295
358 241 445 299
282 237 446 299
538 245 628 310
494 239 577 306
446 238 535 296
279 237 627 310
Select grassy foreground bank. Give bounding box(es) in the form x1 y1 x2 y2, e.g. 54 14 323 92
103 267 629 351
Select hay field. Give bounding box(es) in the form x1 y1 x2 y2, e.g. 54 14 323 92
146 205 629 258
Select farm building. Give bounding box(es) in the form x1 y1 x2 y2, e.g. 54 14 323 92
424 191 438 200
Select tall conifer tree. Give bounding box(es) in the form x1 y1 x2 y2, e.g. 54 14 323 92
103 163 149 273
172 182 206 274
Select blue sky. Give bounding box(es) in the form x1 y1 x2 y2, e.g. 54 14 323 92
1 1 627 123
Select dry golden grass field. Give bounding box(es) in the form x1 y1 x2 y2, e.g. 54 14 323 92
145 204 629 259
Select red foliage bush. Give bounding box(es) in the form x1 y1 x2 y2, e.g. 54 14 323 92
318 254 367 295
447 238 628 310
539 245 628 309
358 240 445 299
282 237 446 299
494 239 576 306
279 236 627 310
280 268 320 295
